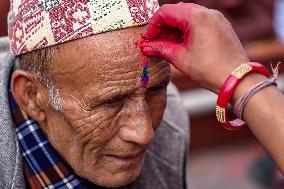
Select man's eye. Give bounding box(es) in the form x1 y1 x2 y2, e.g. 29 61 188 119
104 97 123 107
147 85 166 94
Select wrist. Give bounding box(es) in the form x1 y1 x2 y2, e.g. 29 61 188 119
213 57 250 94
231 73 268 105
216 62 270 130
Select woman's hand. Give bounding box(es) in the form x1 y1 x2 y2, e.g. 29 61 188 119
143 3 284 176
143 3 249 93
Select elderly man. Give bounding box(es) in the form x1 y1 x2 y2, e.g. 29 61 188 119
0 0 189 188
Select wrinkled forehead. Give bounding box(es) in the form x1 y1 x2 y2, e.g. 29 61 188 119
48 26 148 98
50 26 145 74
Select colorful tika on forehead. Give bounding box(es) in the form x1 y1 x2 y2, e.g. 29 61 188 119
141 59 149 87
8 0 159 55
137 34 150 87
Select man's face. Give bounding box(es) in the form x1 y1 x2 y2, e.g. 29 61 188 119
41 26 171 187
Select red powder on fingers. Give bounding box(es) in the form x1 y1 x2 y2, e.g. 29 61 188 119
135 34 150 50
135 34 156 57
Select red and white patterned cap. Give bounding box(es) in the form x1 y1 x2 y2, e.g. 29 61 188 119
8 0 159 55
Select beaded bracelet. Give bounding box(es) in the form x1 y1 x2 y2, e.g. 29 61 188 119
216 62 269 130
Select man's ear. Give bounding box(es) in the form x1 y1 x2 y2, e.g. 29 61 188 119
11 70 47 123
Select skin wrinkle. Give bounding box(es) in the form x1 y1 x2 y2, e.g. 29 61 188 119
72 112 102 128
94 76 137 99
73 110 106 144
60 101 108 170
83 112 124 174
64 105 117 151
62 93 94 113
85 110 120 146
63 94 130 168
100 77 137 86
14 26 171 187
101 68 137 78
101 72 138 82
99 67 139 83
53 62 138 107
89 86 133 107
65 96 101 121
73 113 103 137
87 123 119 152
87 86 123 107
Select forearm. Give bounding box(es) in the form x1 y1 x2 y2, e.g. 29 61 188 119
144 3 284 172
233 74 284 173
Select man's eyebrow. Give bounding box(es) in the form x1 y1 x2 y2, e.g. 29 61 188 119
150 72 171 88
155 75 171 87
90 87 136 107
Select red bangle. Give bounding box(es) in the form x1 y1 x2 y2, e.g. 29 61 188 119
216 62 269 130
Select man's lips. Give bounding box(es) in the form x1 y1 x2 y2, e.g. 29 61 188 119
105 150 145 160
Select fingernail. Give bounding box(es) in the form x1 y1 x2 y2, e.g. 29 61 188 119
142 46 156 57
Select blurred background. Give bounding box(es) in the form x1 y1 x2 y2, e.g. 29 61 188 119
1 0 284 189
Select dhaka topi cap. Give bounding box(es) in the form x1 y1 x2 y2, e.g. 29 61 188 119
8 0 159 55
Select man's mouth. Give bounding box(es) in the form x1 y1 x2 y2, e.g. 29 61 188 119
105 150 145 162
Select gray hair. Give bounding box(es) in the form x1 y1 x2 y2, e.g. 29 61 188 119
16 47 63 112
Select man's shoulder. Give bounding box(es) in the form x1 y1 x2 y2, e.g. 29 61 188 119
148 82 189 167
0 36 13 72
0 37 25 189
163 82 189 136
0 36 10 56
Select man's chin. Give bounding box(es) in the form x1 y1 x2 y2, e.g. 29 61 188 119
79 157 145 188
85 167 142 188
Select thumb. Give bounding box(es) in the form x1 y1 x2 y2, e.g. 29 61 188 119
142 40 187 67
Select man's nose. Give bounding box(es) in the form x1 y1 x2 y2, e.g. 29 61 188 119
118 96 154 146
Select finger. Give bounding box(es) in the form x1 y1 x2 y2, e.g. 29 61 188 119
177 35 184 43
156 27 182 42
158 28 171 40
146 3 204 40
142 40 187 67
167 29 183 42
